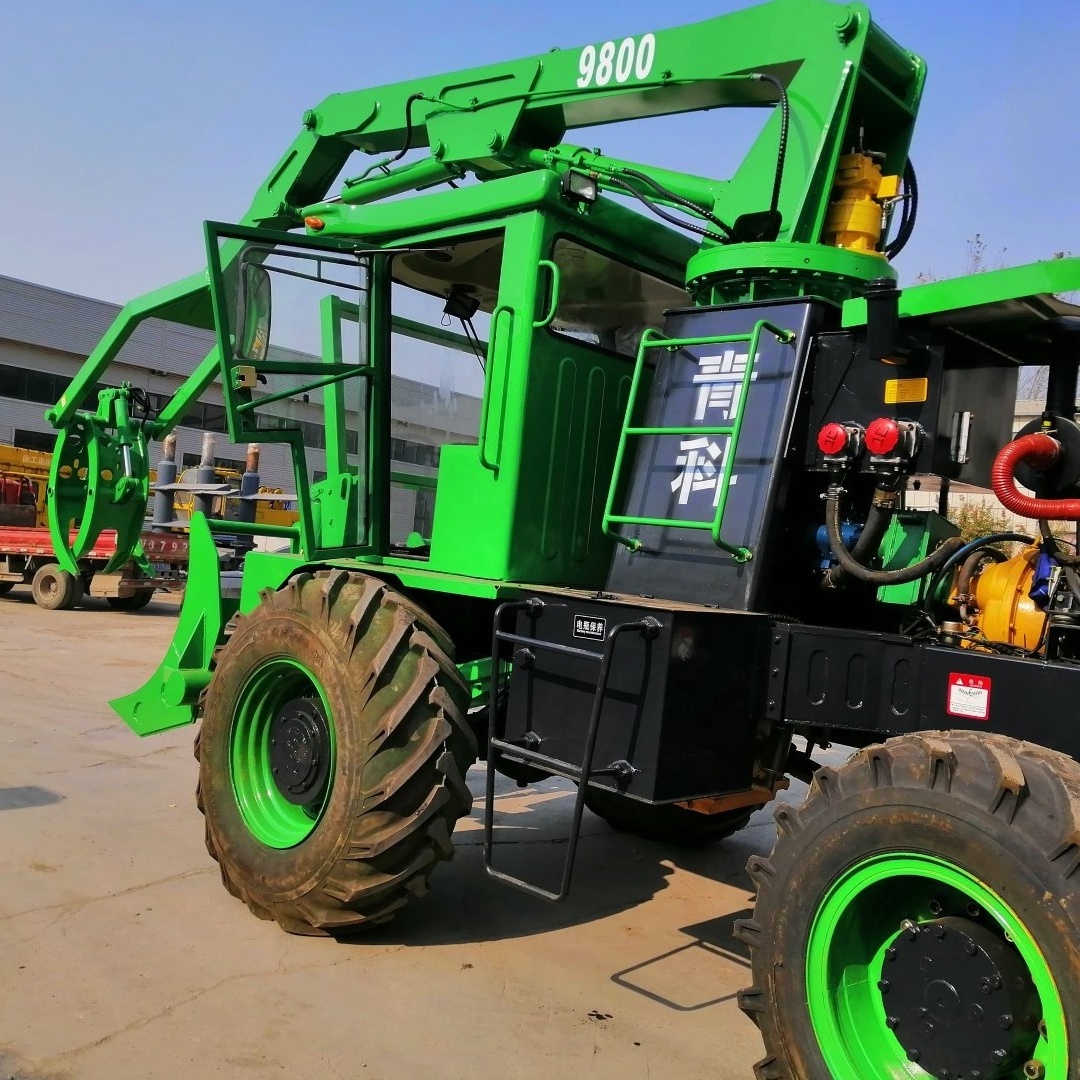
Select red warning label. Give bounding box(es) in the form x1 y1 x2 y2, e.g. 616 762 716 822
947 673 992 721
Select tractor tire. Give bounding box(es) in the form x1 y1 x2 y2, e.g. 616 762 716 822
31 564 82 610
584 786 753 845
736 731 1080 1080
106 589 154 611
0 582 14 595
196 569 477 936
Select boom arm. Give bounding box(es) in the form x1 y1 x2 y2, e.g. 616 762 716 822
45 0 925 572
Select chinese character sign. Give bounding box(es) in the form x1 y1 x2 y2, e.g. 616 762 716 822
692 347 754 423
667 347 755 508
670 436 730 507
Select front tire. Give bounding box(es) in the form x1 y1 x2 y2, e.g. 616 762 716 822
737 732 1079 1079
196 569 476 935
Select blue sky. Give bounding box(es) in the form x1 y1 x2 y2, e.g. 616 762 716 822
2 0 1078 304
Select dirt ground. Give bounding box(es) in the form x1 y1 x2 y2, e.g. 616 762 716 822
0 588 796 1080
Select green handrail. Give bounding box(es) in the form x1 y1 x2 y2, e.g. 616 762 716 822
602 319 795 563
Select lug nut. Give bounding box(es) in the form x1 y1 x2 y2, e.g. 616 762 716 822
1024 1061 1046 1079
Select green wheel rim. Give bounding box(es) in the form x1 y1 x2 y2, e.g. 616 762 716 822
807 852 1067 1079
229 658 335 849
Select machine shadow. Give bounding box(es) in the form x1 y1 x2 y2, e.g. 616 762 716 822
336 771 781 950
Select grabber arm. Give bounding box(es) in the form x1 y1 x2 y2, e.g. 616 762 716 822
48 386 152 575
45 273 223 575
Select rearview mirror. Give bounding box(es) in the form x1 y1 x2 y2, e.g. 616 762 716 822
236 262 271 361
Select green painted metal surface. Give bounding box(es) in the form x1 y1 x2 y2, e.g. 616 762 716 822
806 852 1067 1079
229 658 336 848
876 511 960 606
110 514 234 734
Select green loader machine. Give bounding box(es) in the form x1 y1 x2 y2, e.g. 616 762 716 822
44 0 1080 1074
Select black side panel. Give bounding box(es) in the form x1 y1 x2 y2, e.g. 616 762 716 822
917 646 1080 759
502 596 769 802
775 624 1080 763
804 332 1017 487
605 299 830 609
779 624 921 731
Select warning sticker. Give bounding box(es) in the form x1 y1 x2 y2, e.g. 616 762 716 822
947 673 992 721
884 377 929 404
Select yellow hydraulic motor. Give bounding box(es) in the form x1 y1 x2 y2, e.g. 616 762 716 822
823 152 901 256
953 545 1047 652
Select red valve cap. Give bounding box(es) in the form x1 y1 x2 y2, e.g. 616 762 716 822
865 417 901 455
817 422 851 456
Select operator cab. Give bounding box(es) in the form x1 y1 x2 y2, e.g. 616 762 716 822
207 179 692 589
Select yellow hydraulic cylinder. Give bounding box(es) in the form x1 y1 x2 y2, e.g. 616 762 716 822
823 153 900 257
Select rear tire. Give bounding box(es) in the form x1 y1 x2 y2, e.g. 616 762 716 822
584 786 752 845
737 731 1079 1079
196 569 477 935
106 589 154 611
31 564 81 610
0 582 14 596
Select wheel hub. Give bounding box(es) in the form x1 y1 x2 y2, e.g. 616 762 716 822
269 698 332 805
879 915 1041 1078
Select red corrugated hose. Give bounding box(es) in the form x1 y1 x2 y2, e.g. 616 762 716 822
990 432 1080 519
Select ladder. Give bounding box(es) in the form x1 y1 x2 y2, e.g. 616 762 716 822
482 597 661 901
602 319 795 563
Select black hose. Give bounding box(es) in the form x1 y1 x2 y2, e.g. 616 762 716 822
603 174 731 244
821 497 892 589
825 488 965 586
618 167 735 239
921 531 1035 615
884 158 918 259
956 547 1007 621
749 73 789 220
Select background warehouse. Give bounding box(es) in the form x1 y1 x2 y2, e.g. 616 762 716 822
0 274 481 544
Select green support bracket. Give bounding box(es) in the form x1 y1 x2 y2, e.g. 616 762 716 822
110 514 233 735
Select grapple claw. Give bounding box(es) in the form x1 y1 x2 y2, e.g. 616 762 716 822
47 387 151 576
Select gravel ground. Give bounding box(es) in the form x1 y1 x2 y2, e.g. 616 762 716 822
0 588 838 1080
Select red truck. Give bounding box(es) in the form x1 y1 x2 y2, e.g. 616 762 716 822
0 471 187 610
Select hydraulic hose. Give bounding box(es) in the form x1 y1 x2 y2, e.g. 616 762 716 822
821 495 893 589
825 487 964 586
956 547 1007 621
991 432 1080 519
921 532 1036 617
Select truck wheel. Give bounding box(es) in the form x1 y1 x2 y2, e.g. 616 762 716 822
584 786 752 844
0 582 14 595
195 569 477 935
31 564 82 610
106 589 154 611
737 732 1078 1080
